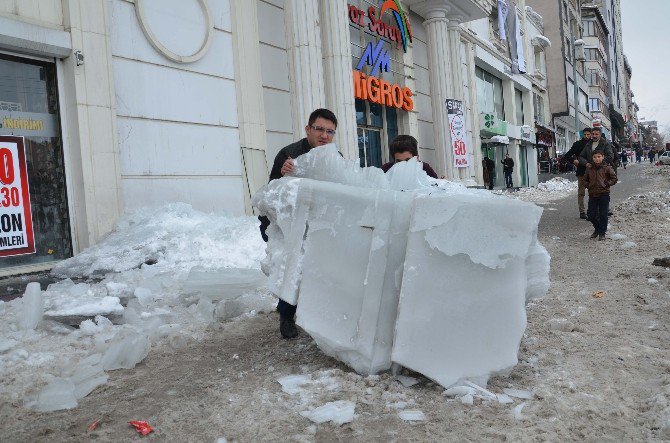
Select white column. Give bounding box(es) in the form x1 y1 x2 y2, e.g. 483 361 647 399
231 0 269 214
285 0 326 138
446 17 468 180
422 7 452 179
319 0 357 159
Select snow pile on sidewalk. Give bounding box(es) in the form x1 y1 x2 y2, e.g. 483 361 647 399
503 177 578 203
0 204 274 411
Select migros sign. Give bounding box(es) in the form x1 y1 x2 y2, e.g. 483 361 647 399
350 1 414 112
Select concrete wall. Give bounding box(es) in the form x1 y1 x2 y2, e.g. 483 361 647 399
110 0 244 215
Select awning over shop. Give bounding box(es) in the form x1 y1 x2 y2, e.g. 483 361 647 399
609 105 625 130
535 123 554 147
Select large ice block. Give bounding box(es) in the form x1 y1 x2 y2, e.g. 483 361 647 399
21 282 43 331
253 144 550 387
390 194 545 388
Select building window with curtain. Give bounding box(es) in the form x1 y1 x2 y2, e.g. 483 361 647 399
475 67 505 121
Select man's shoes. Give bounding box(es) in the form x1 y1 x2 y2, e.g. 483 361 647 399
590 231 599 239
598 234 606 241
580 213 588 219
280 318 299 339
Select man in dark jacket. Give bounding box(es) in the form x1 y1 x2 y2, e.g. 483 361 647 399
484 155 495 190
380 135 438 178
562 128 592 219
260 108 338 339
578 127 614 170
501 153 514 188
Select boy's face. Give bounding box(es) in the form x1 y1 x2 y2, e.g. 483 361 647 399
394 151 414 162
593 152 604 165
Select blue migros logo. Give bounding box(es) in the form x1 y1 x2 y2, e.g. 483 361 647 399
356 40 390 77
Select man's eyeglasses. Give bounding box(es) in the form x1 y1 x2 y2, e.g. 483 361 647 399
310 125 336 137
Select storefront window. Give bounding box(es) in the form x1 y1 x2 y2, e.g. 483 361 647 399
356 99 398 168
475 67 505 120
0 54 72 269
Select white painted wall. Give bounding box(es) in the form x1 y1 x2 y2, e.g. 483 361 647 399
257 0 294 171
0 0 63 27
109 0 245 215
409 12 435 168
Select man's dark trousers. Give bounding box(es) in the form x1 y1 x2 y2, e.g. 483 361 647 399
259 215 296 319
504 171 512 188
587 194 610 235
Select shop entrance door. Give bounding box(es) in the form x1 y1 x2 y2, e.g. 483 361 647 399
0 53 72 271
519 146 528 187
482 144 505 188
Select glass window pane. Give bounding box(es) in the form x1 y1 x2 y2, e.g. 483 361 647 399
358 128 366 168
369 102 383 127
367 130 382 167
386 107 398 149
0 55 71 268
355 99 366 125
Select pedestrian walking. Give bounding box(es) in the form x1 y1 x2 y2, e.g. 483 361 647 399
484 155 495 190
583 149 618 241
620 150 628 169
260 108 338 339
562 128 592 219
649 150 656 163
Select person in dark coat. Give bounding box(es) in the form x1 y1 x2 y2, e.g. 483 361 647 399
260 108 338 339
380 135 438 178
583 149 618 240
501 153 514 188
562 128 592 219
484 155 495 190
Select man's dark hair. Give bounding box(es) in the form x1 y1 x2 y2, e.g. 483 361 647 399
308 108 337 128
390 135 418 156
592 127 602 133
583 127 592 133
593 149 605 156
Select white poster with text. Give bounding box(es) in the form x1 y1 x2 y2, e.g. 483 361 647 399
447 99 470 168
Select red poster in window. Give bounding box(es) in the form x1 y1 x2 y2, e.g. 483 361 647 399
0 136 35 257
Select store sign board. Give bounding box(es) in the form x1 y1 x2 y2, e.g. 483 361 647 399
0 111 58 138
0 136 35 257
353 71 414 111
357 40 390 77
348 1 413 52
479 113 508 136
447 99 469 168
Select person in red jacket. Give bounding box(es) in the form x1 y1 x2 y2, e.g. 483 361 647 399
583 149 618 241
380 135 438 178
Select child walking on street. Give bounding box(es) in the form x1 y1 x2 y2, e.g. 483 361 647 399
583 149 618 240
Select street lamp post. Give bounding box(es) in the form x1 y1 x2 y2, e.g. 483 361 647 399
572 39 585 141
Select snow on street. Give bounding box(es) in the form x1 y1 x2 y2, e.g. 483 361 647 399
1 164 669 441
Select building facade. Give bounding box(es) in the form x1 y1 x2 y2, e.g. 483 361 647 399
526 0 591 155
581 3 611 137
3 0 525 276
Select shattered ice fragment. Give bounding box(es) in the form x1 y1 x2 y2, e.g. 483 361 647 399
503 388 533 400
0 338 18 353
26 378 78 412
548 318 574 332
513 402 526 420
395 375 419 388
300 400 356 425
21 282 43 331
398 410 426 421
134 287 154 306
101 328 150 370
464 381 496 400
277 374 311 395
496 393 514 404
609 233 627 240
621 241 637 250
648 278 659 285
71 354 108 399
443 386 477 398
460 394 474 405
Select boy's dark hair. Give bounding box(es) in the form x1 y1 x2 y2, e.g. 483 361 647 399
390 135 418 156
593 149 605 156
308 108 338 128
583 127 592 133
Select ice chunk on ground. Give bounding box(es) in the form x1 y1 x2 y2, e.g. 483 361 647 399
101 328 150 370
277 375 312 395
621 241 637 249
395 375 419 388
609 233 627 240
513 402 526 420
70 354 108 399
134 287 154 306
21 282 43 331
25 378 78 412
503 388 533 399
300 400 356 425
497 393 514 404
398 410 426 421
183 267 267 302
0 338 18 353
443 386 477 398
460 394 474 405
